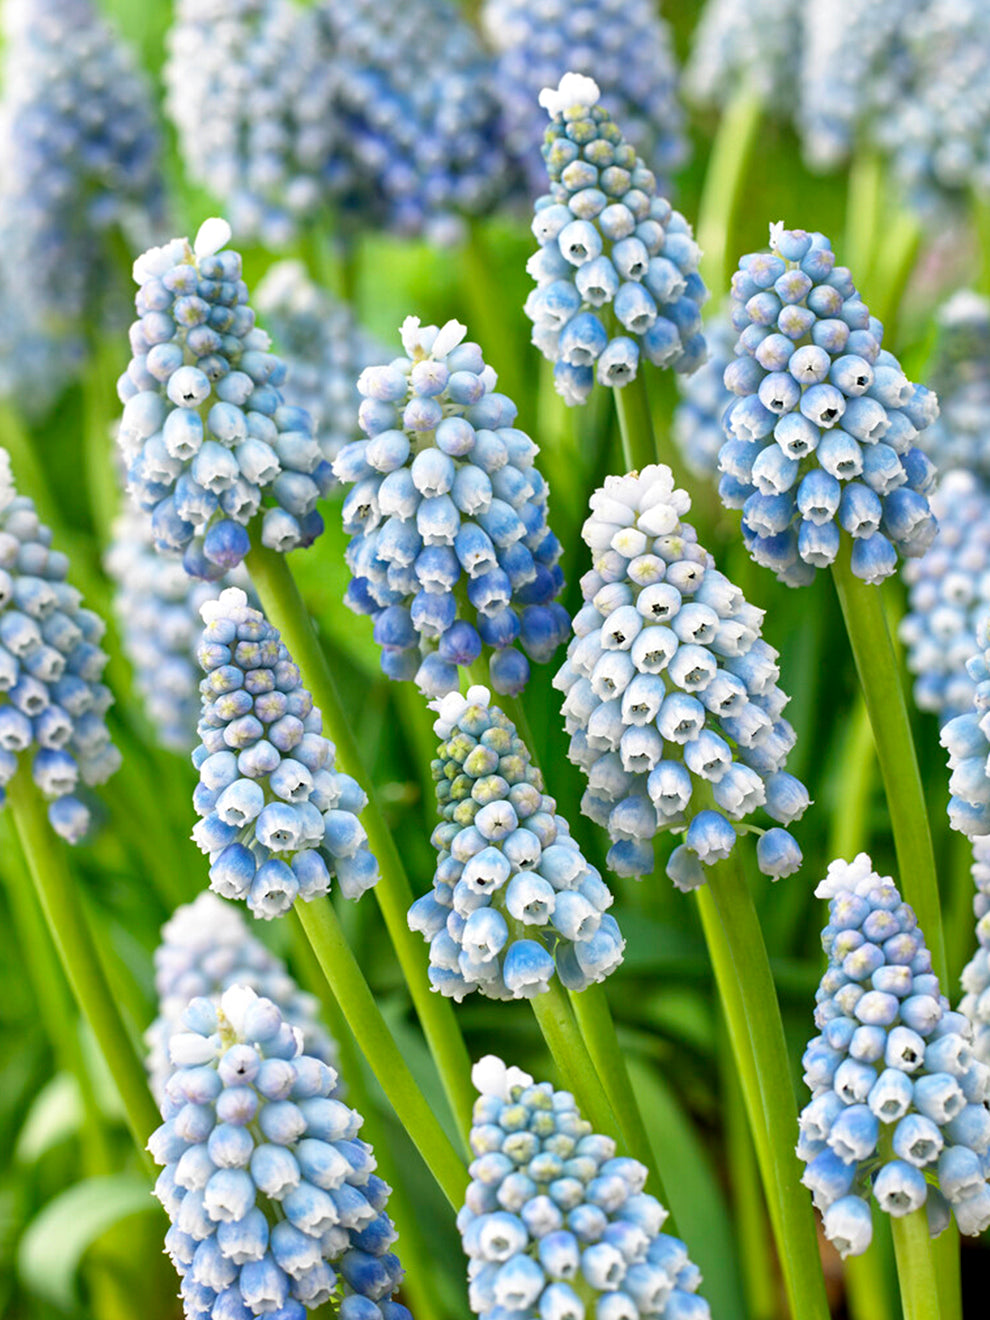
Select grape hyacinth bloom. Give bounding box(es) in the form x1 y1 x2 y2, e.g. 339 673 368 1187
960 837 990 1064
684 0 802 114
555 465 809 882
333 317 569 697
673 310 735 479
524 73 707 407
146 892 340 1101
409 686 623 1001
918 291 990 480
941 613 990 839
460 1055 712 1318
255 262 386 470
0 449 121 842
191 588 379 920
150 984 410 1320
480 0 687 197
718 224 938 587
117 218 329 580
798 854 990 1256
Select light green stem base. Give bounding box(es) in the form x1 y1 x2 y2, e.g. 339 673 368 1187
891 1208 942 1320
613 376 657 473
697 87 764 297
529 979 618 1139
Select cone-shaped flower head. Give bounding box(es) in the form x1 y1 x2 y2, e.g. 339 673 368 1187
798 854 990 1255
918 290 990 479
719 224 939 587
673 309 735 479
960 838 990 1064
0 450 120 842
117 219 328 580
460 1055 711 1318
332 317 569 698
684 0 801 114
409 686 624 1001
165 0 336 247
555 464 809 883
255 262 386 471
941 614 990 839
481 0 687 197
191 588 379 920
147 892 340 1102
149 984 410 1320
524 73 707 407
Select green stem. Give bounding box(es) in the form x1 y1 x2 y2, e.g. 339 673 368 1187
6 771 158 1168
891 1209 942 1320
529 979 619 1139
827 695 876 862
613 375 657 472
974 189 990 298
844 150 886 287
696 864 830 1320
869 211 923 341
831 545 947 985
845 1218 896 1320
83 337 122 542
463 221 525 408
294 898 466 1207
697 86 764 297
244 538 475 1136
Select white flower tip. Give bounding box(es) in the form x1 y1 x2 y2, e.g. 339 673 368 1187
220 983 258 1036
431 319 469 360
539 72 601 120
0 446 13 510
466 684 491 708
200 585 249 624
195 217 232 259
814 851 881 899
472 1054 534 1100
769 220 786 251
400 315 425 357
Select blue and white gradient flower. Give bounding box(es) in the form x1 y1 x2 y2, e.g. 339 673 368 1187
333 317 569 697
798 854 990 1256
460 1054 711 1318
919 291 990 480
673 310 734 479
684 0 801 114
191 587 379 919
0 449 121 842
555 464 809 882
718 223 938 587
117 219 328 580
960 838 990 1065
525 73 707 406
409 686 623 1001
941 614 990 840
481 0 687 197
150 983 410 1320
146 891 340 1102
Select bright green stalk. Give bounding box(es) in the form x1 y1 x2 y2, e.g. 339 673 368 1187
974 190 990 297
244 537 474 1135
83 337 122 543
845 1218 896 1320
697 86 764 297
844 150 886 286
463 221 526 408
830 545 947 986
529 978 619 1139
613 376 657 472
891 1208 942 1320
827 696 876 862
6 770 158 1169
869 211 923 339
294 897 466 1207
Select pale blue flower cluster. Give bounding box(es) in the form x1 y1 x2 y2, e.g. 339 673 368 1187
146 892 340 1102
918 291 990 479
480 0 687 197
673 311 734 479
524 73 707 407
719 224 939 587
555 465 809 883
150 984 410 1320
960 837 990 1065
191 587 379 920
333 317 569 698
255 262 386 470
408 686 623 1001
117 219 328 580
941 613 990 839
798 854 990 1256
460 1054 711 1319
0 450 120 843
684 0 801 113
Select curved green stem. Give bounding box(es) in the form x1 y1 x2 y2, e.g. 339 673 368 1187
891 1209 942 1320
827 696 876 862
697 86 764 297
529 979 618 1139
244 538 475 1136
844 150 886 287
613 376 657 472
869 211 923 341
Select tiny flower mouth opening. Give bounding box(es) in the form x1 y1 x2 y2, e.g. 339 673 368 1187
908 1138 937 1162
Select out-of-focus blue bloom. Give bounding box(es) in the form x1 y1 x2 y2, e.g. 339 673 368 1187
919 291 990 480
554 464 808 882
191 587 378 920
673 309 735 478
146 891 340 1102
117 219 327 580
150 984 410 1320
961 837 990 1064
480 0 687 197
718 223 938 587
524 73 707 406
941 614 990 839
0 449 120 842
332 316 569 697
409 686 623 1001
684 0 802 114
797 853 990 1256
460 1054 711 1318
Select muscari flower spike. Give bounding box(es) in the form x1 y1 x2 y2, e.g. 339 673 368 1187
481 0 687 198
960 837 990 1065
146 891 340 1103
918 290 990 481
684 0 802 115
554 464 809 884
798 853 990 1257
940 613 990 840
0 449 120 842
408 686 624 1002
672 309 734 479
460 1055 711 1319
150 984 411 1320
117 218 329 582
333 317 570 698
718 223 939 587
524 73 707 407
191 588 379 920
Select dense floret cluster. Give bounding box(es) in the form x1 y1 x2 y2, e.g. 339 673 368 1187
555 465 809 882
941 613 990 839
673 311 734 478
333 317 569 697
525 74 707 406
798 854 990 1256
919 291 990 479
961 838 990 1065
